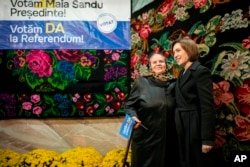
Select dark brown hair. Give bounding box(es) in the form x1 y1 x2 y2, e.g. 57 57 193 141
171 38 199 62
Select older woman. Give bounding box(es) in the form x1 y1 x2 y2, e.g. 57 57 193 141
124 52 179 167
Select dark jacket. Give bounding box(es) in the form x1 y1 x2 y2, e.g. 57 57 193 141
124 76 179 167
175 61 215 167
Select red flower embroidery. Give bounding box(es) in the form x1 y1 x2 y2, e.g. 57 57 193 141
234 115 250 141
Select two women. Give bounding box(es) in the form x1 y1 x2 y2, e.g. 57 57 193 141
125 37 215 167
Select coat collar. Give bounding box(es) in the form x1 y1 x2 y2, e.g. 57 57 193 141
189 61 201 71
178 61 201 87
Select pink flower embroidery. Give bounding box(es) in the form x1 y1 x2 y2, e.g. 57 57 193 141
139 25 151 39
213 80 234 109
26 50 53 77
30 94 41 104
193 0 208 8
242 36 250 49
22 102 32 110
32 106 43 115
54 50 83 62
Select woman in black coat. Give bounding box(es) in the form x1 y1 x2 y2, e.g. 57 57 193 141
124 52 179 167
171 38 216 167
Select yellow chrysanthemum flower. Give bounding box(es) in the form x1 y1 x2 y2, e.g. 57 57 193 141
0 149 21 167
60 147 103 167
100 148 132 167
0 147 132 167
16 148 62 167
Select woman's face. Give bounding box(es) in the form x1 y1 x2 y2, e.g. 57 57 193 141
149 54 166 75
172 43 190 67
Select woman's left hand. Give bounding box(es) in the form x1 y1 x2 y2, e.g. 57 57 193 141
202 145 213 153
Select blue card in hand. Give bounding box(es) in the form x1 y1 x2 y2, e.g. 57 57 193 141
119 114 135 139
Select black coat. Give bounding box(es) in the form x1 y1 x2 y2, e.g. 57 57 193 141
124 76 179 167
175 61 216 167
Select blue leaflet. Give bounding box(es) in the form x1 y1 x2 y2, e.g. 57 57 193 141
119 114 135 139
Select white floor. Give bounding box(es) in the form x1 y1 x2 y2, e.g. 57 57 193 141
0 117 127 155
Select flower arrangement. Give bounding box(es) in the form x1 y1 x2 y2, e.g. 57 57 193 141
100 148 131 167
0 147 132 167
0 149 21 167
16 148 62 167
59 147 103 167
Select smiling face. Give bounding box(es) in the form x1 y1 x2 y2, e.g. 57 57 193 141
149 53 167 75
172 43 190 68
171 38 199 71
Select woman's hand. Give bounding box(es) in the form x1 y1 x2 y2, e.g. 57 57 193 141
132 116 141 129
202 145 213 153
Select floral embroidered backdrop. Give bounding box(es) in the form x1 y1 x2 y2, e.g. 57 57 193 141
0 49 130 118
130 0 250 164
0 0 249 164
